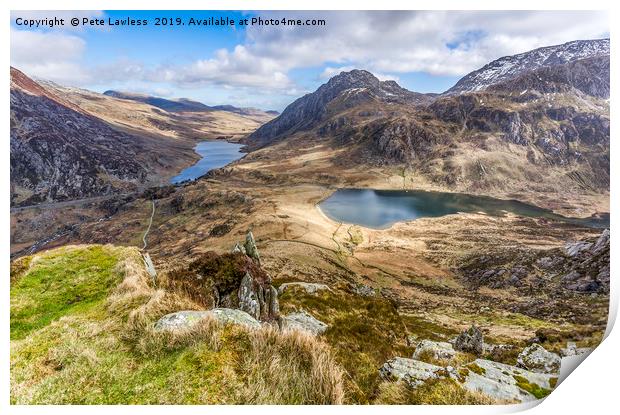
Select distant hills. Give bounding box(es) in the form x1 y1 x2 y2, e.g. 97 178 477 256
103 90 278 117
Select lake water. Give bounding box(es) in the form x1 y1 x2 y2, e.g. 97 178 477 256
170 141 244 184
319 189 609 229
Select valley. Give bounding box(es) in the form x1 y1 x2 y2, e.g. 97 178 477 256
10 38 610 404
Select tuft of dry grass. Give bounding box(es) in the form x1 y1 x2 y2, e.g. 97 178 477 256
237 326 345 404
375 379 497 405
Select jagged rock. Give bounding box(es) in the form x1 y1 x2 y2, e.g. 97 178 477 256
454 325 484 355
380 357 446 388
244 231 261 263
565 241 593 257
413 339 456 360
278 282 331 295
231 242 246 255
560 341 592 357
517 344 561 374
282 311 328 335
154 308 261 331
592 229 610 253
238 272 260 319
456 358 556 402
166 243 279 322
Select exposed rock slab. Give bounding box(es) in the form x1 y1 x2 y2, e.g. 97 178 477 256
380 357 446 387
456 358 556 403
154 308 261 331
282 311 328 335
278 282 331 295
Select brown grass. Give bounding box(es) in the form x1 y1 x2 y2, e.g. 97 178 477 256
375 379 497 405
237 326 345 404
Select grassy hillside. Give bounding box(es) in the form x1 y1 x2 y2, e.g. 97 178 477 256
10 245 343 404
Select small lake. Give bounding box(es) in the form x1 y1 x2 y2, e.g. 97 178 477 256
170 141 244 184
319 189 609 229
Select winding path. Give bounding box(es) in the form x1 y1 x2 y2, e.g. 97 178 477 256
141 200 156 251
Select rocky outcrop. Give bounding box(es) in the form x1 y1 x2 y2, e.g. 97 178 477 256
516 344 561 374
165 232 279 322
380 357 446 388
154 308 261 331
560 342 592 357
457 358 556 402
282 311 328 335
380 339 559 402
454 325 484 355
278 282 331 295
413 340 456 361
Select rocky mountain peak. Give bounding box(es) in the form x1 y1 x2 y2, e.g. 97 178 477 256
446 38 610 94
247 69 427 147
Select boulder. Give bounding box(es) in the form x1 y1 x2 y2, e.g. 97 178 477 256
282 311 328 335
454 325 484 355
238 271 280 321
560 341 592 357
456 358 556 402
278 282 331 295
380 357 446 388
349 282 376 297
413 339 456 361
516 344 561 374
154 308 261 331
564 241 592 257
592 229 610 253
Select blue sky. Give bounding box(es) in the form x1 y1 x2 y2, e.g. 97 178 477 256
10 10 608 111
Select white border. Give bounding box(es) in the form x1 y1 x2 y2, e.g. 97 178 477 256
2 1 617 414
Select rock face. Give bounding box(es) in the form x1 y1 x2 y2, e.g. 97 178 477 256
379 357 446 388
10 67 153 206
278 282 331 295
154 308 261 331
247 69 431 148
413 340 456 361
457 358 556 402
165 232 279 322
454 325 484 355
516 344 561 374
282 311 328 335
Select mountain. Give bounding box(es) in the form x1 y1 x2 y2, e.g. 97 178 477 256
103 90 212 112
445 39 609 94
104 90 277 119
244 40 609 195
10 67 168 206
247 69 433 148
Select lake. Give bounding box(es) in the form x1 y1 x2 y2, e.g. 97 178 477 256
318 189 609 229
170 141 244 184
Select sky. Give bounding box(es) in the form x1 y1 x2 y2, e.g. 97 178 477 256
10 10 609 111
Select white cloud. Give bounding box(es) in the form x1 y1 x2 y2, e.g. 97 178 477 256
10 29 91 84
10 11 609 98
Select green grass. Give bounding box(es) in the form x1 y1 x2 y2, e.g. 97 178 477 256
10 246 123 340
11 244 344 404
513 375 552 399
